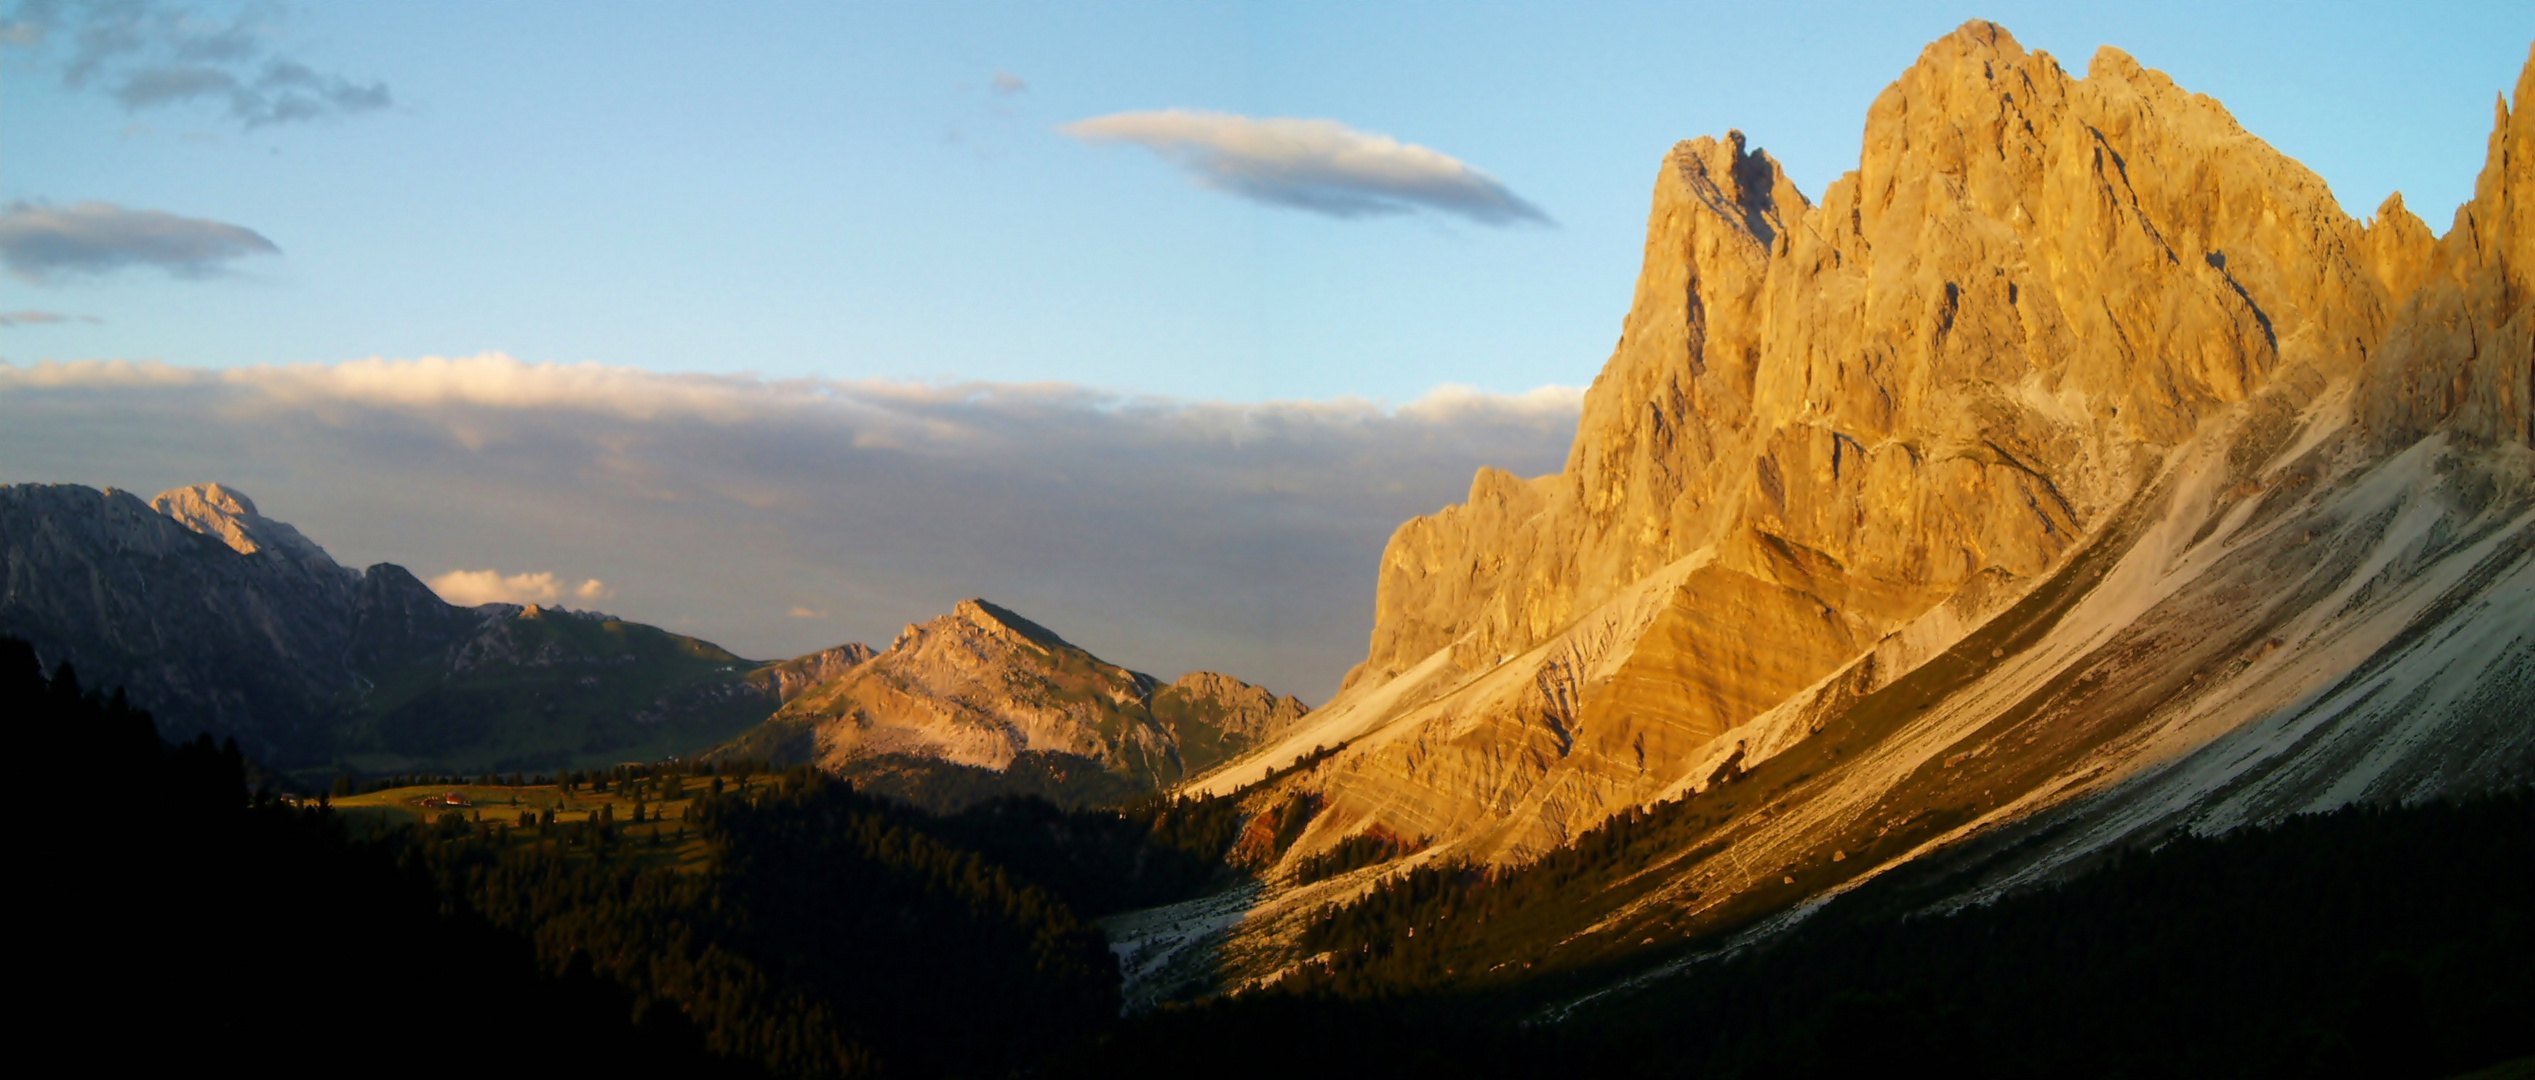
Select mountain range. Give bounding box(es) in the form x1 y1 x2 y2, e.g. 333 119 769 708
4 19 2528 1050
0 481 1300 799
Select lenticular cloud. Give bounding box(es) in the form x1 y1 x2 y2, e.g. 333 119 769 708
1062 110 1551 225
0 200 279 283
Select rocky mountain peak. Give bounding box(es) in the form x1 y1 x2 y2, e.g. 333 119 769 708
151 482 348 583
722 598 1304 807
886 598 1100 678
1667 130 1805 250
952 597 1074 655
2362 192 2439 301
2358 40 2533 450
6 481 804 770
1200 26 2533 899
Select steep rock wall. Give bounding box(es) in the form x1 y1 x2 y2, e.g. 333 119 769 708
1205 23 2487 868
2362 48 2535 450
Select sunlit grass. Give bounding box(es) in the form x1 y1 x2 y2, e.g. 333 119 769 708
323 777 794 871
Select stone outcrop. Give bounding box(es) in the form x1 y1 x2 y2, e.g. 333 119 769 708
755 642 882 702
1189 26 2533 881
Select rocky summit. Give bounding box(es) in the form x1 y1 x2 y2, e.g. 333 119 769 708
718 599 1306 810
0 482 817 777
1152 24 2531 992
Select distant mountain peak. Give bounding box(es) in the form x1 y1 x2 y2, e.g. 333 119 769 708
149 482 345 580
2 480 801 773
721 598 1305 810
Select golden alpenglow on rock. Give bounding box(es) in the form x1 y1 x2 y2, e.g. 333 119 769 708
717 599 1305 810
1161 24 2530 986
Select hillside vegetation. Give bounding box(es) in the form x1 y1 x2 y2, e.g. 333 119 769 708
1072 793 2535 1079
12 637 752 1074
21 630 2530 1076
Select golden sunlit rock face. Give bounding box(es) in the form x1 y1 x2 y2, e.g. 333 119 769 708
732 598 1306 792
1192 25 2533 882
2361 55 2535 450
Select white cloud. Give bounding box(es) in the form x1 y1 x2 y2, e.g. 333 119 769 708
0 200 278 283
0 357 204 387
1399 382 1586 422
0 354 1581 698
424 568 610 608
1061 110 1551 225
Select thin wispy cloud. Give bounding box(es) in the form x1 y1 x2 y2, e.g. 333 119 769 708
1 0 390 127
0 309 102 327
991 70 1027 96
1062 110 1551 225
0 354 1581 696
0 200 278 283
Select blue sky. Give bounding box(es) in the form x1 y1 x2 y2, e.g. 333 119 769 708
5 1 2527 403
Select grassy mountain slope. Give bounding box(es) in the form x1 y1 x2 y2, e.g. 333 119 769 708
342 604 776 776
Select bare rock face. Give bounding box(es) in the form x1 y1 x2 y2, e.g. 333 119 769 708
807 599 1177 775
2 483 374 760
2361 46 2535 449
150 483 352 587
1 482 822 773
1190 23 2534 887
726 599 1305 805
1157 671 1312 778
754 642 881 702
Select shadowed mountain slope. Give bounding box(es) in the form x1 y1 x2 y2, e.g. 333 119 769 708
0 482 847 777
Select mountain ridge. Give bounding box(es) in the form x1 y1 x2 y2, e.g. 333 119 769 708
1 479 1312 805
1144 22 2531 1002
718 597 1307 810
1 481 812 775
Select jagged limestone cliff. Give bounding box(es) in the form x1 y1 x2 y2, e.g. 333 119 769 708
1160 26 2530 989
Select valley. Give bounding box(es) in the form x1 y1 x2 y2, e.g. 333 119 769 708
5 16 2529 1078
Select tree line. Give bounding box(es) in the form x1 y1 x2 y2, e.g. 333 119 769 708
20 629 2526 1077
1080 790 2534 1079
11 637 757 1074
